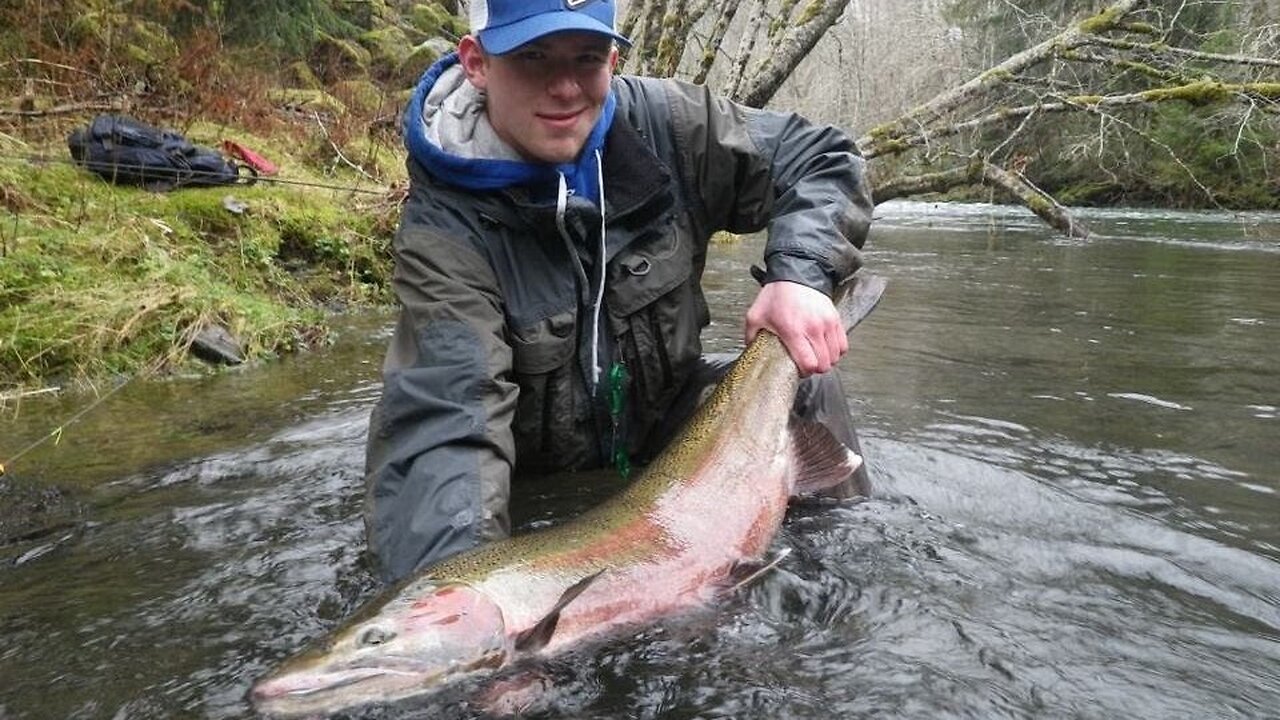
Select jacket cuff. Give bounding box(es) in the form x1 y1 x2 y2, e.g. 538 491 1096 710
762 253 839 296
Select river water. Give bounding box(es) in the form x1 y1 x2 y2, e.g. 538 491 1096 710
1 201 1277 719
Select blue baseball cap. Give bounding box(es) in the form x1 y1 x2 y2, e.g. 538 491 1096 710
470 0 632 55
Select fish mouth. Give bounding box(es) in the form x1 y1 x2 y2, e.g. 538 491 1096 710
250 654 504 715
250 658 438 714
285 658 433 696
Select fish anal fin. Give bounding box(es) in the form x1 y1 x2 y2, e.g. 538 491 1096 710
722 548 793 594
789 415 863 495
513 569 604 653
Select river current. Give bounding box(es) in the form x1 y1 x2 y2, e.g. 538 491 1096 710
2 201 1277 718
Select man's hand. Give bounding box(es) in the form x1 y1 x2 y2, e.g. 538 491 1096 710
744 280 847 377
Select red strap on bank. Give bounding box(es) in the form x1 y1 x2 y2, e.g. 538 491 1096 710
221 140 279 176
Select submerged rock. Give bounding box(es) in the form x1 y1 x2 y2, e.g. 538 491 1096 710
0 475 84 552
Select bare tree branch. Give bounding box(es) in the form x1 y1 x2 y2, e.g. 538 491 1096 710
859 0 1143 147
726 0 766 99
863 81 1280 160
1089 35 1280 69
873 162 982 204
736 0 854 108
692 0 742 86
873 159 1088 238
982 161 1090 238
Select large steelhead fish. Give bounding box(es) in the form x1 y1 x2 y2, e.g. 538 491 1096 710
251 274 887 717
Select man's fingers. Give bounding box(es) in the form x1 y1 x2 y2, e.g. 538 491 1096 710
768 323 812 375
829 321 849 360
794 339 822 376
813 333 837 375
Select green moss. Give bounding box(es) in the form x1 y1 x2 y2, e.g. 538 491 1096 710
1078 6 1126 34
269 88 348 116
341 136 411 185
0 137 394 388
399 41 443 84
656 36 678 69
1023 193 1055 216
797 0 823 26
1141 80 1233 106
1116 59 1171 81
866 123 900 140
1122 21 1159 35
881 138 916 155
333 79 387 115
1250 83 1280 99
125 19 179 64
310 32 373 83
1134 81 1280 106
409 2 467 38
285 61 323 90
359 25 413 81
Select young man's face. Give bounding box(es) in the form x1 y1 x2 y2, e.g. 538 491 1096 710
459 31 618 164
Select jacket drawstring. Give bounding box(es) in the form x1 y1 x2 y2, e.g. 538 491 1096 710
590 149 608 389
554 160 608 391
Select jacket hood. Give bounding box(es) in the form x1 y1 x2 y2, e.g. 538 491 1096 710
403 52 616 204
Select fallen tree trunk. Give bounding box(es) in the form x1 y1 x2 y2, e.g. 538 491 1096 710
873 158 1090 238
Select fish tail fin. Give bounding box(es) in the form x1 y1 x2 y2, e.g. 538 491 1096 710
788 415 864 495
834 273 888 335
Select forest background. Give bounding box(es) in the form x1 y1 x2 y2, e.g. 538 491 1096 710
0 0 1276 394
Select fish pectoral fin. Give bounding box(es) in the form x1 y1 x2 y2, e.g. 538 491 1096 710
789 415 864 495
722 548 793 594
513 569 604 653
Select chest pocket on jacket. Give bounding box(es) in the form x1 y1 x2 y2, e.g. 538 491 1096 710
606 219 707 439
509 309 589 469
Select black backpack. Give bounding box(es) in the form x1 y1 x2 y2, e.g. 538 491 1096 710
68 114 255 191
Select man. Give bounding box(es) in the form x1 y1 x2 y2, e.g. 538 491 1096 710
365 0 873 584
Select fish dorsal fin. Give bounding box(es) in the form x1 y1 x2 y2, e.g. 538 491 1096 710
514 569 604 653
789 415 864 495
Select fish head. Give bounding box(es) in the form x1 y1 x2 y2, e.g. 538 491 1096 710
250 582 509 717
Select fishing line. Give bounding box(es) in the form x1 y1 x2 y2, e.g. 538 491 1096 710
0 375 134 477
0 152 392 195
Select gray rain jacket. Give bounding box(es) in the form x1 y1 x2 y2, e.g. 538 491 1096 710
365 53 873 583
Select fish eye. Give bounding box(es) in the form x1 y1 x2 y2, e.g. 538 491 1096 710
358 626 395 647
